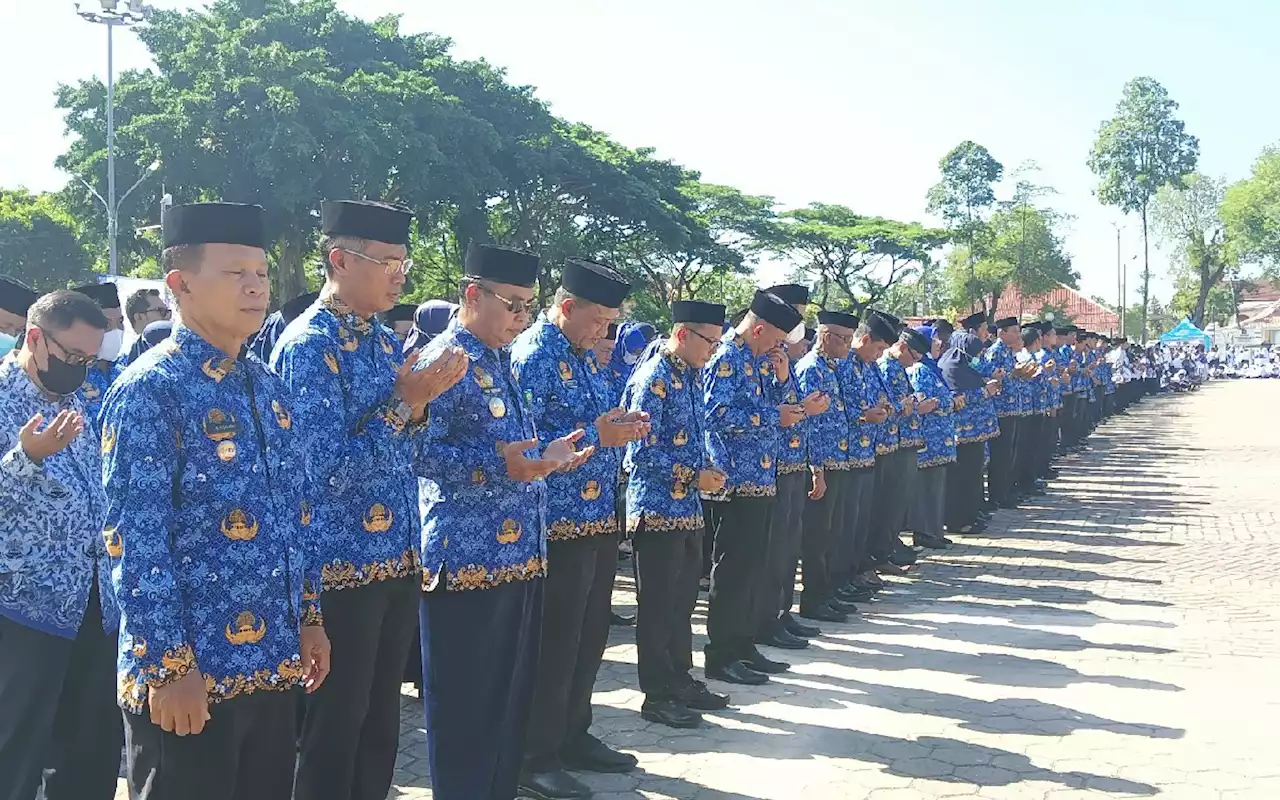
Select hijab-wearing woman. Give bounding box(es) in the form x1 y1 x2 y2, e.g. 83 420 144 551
905 325 956 548
941 332 999 534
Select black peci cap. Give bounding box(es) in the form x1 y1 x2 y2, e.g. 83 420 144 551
1022 326 1042 347
280 291 320 324
817 310 859 329
764 283 810 307
72 282 121 310
673 300 726 325
865 312 898 343
749 290 804 341
960 311 987 331
900 327 929 356
0 276 37 317
986 323 998 335
464 243 539 288
381 303 417 325
995 316 1019 330
163 202 267 249
605 321 619 340
804 326 817 342
321 200 413 246
562 258 631 309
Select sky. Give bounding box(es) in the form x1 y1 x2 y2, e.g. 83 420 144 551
2 0 1277 307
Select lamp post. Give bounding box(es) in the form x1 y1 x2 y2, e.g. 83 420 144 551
75 1 151 275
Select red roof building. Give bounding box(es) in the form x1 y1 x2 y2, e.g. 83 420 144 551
981 284 1120 333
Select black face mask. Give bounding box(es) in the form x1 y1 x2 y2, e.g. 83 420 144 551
37 338 89 397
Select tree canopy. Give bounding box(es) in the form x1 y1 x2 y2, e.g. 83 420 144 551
1222 146 1280 280
1150 172 1232 327
0 190 95 290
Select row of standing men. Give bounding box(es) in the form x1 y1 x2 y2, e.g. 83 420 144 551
0 198 1147 800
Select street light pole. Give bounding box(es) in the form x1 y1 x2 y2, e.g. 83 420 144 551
1111 222 1124 337
76 1 150 275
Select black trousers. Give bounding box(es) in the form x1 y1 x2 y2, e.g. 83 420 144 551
0 586 120 800
1060 395 1077 446
989 416 1020 504
704 495 774 667
1037 413 1059 477
296 575 420 800
800 468 846 612
524 532 619 772
758 471 809 637
1103 393 1115 419
421 579 543 800
842 466 878 578
868 449 915 564
125 690 296 800
945 440 986 530
633 523 704 698
1014 414 1042 494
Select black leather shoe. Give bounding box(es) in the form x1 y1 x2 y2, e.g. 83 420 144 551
518 769 593 800
706 660 770 685
641 698 703 728
757 629 810 650
677 680 730 711
798 604 847 623
610 611 635 627
836 586 874 603
913 534 951 550
827 597 859 615
857 571 885 588
561 734 637 774
746 648 790 674
784 615 821 638
890 545 918 566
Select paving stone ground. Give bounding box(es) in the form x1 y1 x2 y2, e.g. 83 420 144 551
117 379 1280 799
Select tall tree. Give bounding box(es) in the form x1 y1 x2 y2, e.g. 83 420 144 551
945 204 1076 316
926 141 1004 305
1150 173 1231 327
0 190 96 290
1088 77 1200 340
1222 145 1280 279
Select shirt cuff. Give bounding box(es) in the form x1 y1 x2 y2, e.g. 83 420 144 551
1 443 42 479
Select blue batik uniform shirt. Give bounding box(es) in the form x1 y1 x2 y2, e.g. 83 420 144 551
621 347 707 532
272 296 421 593
983 339 1023 417
701 332 780 498
0 355 115 638
772 362 809 476
907 361 956 468
795 351 851 472
845 357 885 465
511 315 620 541
414 318 547 591
77 358 125 425
101 326 321 713
879 356 923 451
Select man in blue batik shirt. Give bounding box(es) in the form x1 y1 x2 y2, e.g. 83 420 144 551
414 244 594 800
0 289 120 800
621 300 729 730
101 202 331 800
700 290 804 686
982 316 1032 508
274 201 467 800
511 258 651 798
1013 324 1047 500
72 282 126 426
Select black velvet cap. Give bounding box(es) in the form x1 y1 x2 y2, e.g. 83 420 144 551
900 328 929 356
72 282 121 310
562 258 630 309
986 323 998 335
865 312 898 343
281 291 320 324
804 326 817 342
163 202 266 249
1054 327 1071 336
995 316 1019 330
817 310 859 329
1022 327 1042 347
750 290 804 336
321 200 413 246
464 243 539 288
606 322 619 340
764 283 810 306
960 311 987 330
673 300 726 326
0 276 37 317
875 310 904 334
381 303 417 325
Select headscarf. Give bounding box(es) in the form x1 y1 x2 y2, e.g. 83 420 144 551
912 324 945 382
610 321 657 382
403 300 459 355
125 320 174 364
940 331 986 391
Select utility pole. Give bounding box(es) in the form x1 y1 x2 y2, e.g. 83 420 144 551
1111 222 1124 337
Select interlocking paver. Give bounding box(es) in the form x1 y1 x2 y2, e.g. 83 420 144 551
109 381 1280 798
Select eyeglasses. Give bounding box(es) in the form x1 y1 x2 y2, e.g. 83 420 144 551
338 248 414 277
147 306 171 320
477 284 533 315
685 327 720 347
825 330 853 346
40 328 97 367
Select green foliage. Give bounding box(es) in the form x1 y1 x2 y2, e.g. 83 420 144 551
942 204 1075 313
926 141 1003 265
1150 172 1231 327
0 190 97 290
1088 76 1200 339
1222 146 1280 278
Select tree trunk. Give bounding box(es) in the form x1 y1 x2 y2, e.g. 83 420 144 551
275 228 307 307
1139 205 1151 341
1192 278 1211 328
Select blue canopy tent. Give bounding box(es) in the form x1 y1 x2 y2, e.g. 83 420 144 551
1160 318 1211 347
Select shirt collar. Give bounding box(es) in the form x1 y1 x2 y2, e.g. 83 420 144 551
321 293 375 336
171 325 241 382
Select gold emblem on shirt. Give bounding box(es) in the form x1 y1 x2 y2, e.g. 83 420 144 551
744 363 754 376
760 454 772 469
381 336 394 354
101 425 116 456
671 480 688 500
581 480 601 501
497 519 523 544
472 468 486 485
716 361 733 378
559 361 573 382
272 400 291 430
203 409 239 442
300 500 312 526
363 504 393 533
839 438 849 451
673 429 689 446
488 396 507 418
651 378 666 399
587 360 597 374
860 435 872 448
750 413 761 426
790 434 801 449
474 367 495 389
337 327 359 352
671 376 684 390
324 352 340 374
221 509 259 541
103 527 123 558
225 611 267 646
201 358 235 382
131 636 147 658
217 441 237 462
82 382 100 400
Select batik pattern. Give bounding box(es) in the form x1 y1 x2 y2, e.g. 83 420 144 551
907 362 956 467
701 332 780 498
795 351 851 471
